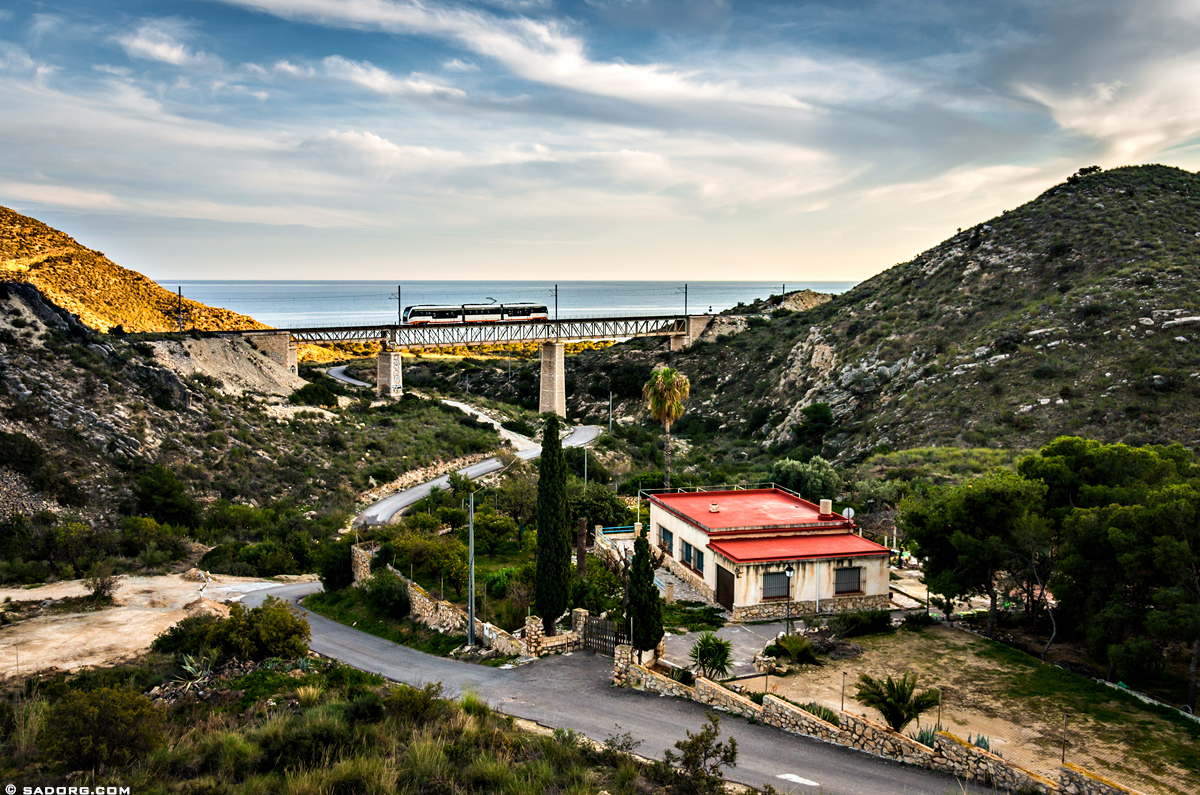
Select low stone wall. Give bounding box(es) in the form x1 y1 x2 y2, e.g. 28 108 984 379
349 542 528 657
695 678 762 720
1059 763 1147 795
613 649 1142 795
524 614 583 657
761 695 841 743
731 592 891 621
933 731 1058 794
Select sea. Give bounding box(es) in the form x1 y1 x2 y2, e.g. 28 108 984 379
169 280 858 328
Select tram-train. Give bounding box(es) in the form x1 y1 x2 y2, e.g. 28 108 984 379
402 302 550 324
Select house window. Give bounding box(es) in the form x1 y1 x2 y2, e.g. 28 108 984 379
694 549 704 574
762 571 789 599
659 526 674 557
681 540 704 573
835 567 861 594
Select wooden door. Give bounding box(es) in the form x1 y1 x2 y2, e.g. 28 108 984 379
716 565 735 611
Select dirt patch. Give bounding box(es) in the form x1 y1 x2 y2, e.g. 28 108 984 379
0 573 314 680
740 625 1195 795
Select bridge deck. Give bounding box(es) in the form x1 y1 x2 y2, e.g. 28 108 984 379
252 314 694 348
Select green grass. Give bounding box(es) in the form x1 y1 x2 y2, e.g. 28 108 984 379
662 600 726 633
973 637 1200 776
305 589 465 658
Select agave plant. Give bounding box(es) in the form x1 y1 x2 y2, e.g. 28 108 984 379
853 671 940 733
175 653 213 692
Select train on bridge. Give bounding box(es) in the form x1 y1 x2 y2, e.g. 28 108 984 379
402 302 549 325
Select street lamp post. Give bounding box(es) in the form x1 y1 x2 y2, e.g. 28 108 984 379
784 565 794 635
468 491 476 646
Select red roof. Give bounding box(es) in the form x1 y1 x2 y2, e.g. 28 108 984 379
650 488 851 533
708 533 890 563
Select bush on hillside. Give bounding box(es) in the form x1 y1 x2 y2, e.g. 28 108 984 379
363 570 411 619
133 465 201 527
44 687 164 769
152 596 310 663
319 537 357 592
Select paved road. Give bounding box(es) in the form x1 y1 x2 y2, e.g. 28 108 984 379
326 365 370 387
248 583 982 795
356 423 601 525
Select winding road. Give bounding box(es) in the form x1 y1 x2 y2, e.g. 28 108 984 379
302 367 979 793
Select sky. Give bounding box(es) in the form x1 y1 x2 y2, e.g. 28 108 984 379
1 0 1199 282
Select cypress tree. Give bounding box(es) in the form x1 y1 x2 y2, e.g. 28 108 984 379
628 526 664 663
534 413 570 635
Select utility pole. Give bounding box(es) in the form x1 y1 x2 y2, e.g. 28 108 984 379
554 284 558 320
608 391 613 433
583 449 588 487
398 284 402 325
468 491 476 646
177 287 183 333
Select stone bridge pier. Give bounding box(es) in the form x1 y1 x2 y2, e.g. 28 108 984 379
245 331 298 374
377 350 403 397
539 341 565 416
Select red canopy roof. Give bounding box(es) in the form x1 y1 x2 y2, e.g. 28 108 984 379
708 533 889 563
650 488 851 532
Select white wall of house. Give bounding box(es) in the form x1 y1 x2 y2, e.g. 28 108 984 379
651 506 717 589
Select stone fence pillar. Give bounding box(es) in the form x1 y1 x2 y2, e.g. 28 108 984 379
613 644 633 686
571 608 589 633
524 615 544 657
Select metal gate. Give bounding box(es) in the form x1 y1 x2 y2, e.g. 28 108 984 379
583 615 626 656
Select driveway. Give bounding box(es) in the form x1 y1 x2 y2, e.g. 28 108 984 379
247 583 985 795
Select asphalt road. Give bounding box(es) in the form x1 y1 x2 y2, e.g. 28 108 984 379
326 365 370 387
356 423 601 525
248 583 982 795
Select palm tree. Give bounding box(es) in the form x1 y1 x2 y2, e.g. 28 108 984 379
642 366 690 488
689 632 733 680
853 671 940 733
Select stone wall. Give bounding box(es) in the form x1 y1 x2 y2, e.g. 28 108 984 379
1059 763 1148 795
730 592 892 622
694 678 762 720
349 542 527 657
612 652 1142 795
350 541 380 583
524 614 583 657
761 695 841 743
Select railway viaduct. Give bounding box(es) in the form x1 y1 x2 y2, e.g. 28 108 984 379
240 314 715 416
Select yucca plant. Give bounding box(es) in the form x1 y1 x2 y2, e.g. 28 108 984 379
689 632 733 680
175 653 213 692
853 671 940 733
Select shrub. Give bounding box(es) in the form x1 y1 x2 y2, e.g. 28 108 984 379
0 430 45 474
44 687 165 769
84 562 118 599
134 465 201 527
500 418 535 436
344 693 385 724
363 571 411 619
903 611 938 630
854 671 940 733
199 730 260 778
384 682 446 724
152 596 309 663
772 634 821 665
829 609 893 638
658 712 738 795
689 632 733 680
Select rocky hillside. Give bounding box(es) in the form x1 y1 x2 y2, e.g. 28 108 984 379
567 164 1200 461
0 205 265 333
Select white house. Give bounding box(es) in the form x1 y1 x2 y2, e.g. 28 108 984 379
648 487 891 621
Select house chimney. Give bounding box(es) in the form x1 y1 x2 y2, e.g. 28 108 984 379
819 499 833 518
709 502 720 513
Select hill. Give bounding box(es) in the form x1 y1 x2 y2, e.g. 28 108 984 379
565 164 1200 461
0 205 265 333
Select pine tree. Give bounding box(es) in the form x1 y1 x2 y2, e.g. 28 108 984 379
628 526 664 662
534 413 570 635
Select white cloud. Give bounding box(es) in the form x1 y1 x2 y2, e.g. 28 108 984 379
118 23 222 69
216 0 807 110
308 130 469 173
443 58 479 71
0 181 127 210
323 56 466 97
1019 56 1200 163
